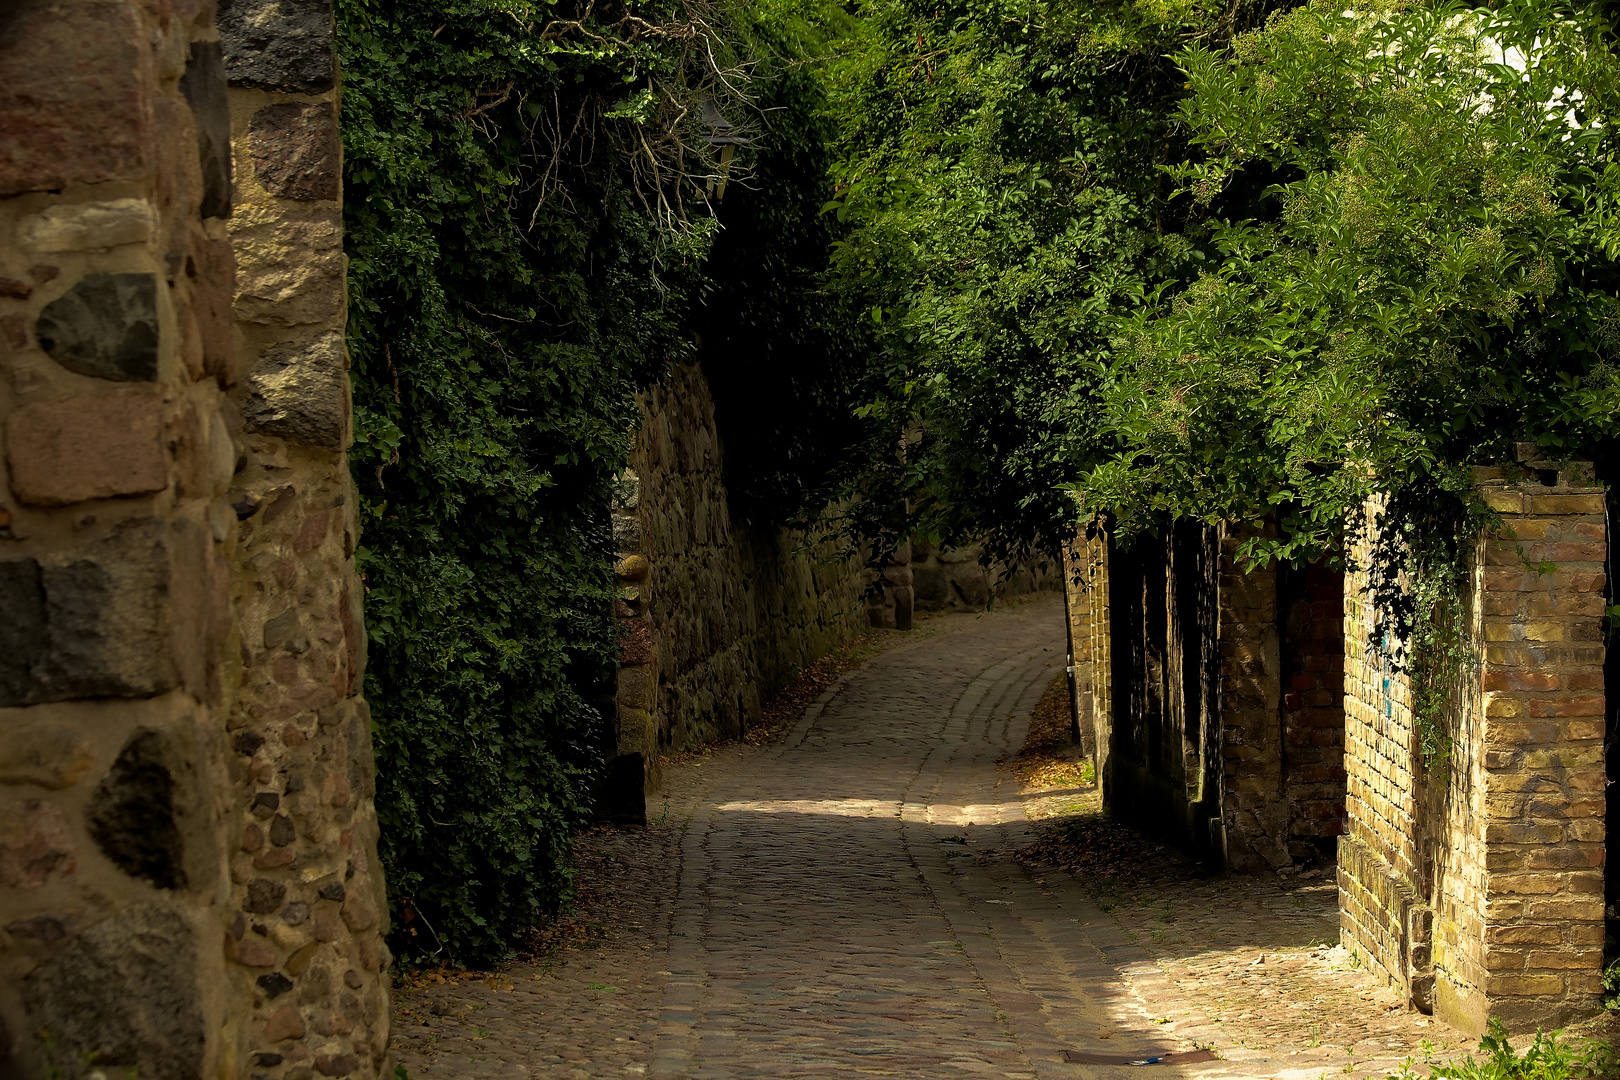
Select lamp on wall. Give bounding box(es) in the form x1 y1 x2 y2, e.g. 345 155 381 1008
699 97 749 201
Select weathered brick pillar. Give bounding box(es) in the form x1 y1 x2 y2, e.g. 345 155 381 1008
1060 533 1103 760
1470 454 1607 1029
1340 454 1607 1033
1217 525 1289 872
0 1 389 1076
1063 529 1110 784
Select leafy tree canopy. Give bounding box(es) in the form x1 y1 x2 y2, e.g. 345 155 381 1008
821 0 1620 568
1090 0 1620 564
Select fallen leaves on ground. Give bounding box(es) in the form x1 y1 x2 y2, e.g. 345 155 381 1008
1007 670 1093 789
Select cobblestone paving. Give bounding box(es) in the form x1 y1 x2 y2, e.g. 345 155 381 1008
393 597 1475 1079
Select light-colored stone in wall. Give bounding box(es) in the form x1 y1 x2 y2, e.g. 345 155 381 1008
220 1 391 1074
0 3 247 1075
0 2 389 1077
911 536 1055 615
625 362 864 758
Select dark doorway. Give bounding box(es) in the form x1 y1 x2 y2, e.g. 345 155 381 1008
1277 559 1349 867
1104 520 1223 861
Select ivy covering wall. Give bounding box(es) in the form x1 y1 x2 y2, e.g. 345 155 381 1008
338 0 857 965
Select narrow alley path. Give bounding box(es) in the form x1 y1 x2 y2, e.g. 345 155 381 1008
393 597 1467 1079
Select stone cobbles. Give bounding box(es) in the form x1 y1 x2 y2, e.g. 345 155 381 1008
393 597 1479 1079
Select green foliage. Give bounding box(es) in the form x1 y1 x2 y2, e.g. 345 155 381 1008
339 0 696 967
819 0 1247 559
1604 957 1620 1009
338 0 841 965
826 0 1620 550
1081 0 1620 761
1090 0 1620 558
1358 475 1496 768
1391 1020 1616 1080
818 0 1620 765
693 0 876 519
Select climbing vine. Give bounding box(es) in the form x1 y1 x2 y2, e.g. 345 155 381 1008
338 0 850 965
1361 477 1496 768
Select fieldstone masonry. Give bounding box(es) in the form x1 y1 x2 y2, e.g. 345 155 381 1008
0 2 389 1077
911 535 1054 616
606 361 1058 814
607 362 865 812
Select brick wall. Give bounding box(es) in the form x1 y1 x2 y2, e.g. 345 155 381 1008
1281 561 1349 860
1068 523 1228 858
1339 493 1425 1007
0 2 390 1077
1218 526 1288 871
1340 456 1607 1032
1063 529 1109 777
1214 529 1348 875
1073 520 1348 875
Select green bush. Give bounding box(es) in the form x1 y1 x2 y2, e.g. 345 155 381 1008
338 0 859 967
1090 0 1620 558
820 0 1207 558
1392 1020 1616 1080
339 0 702 966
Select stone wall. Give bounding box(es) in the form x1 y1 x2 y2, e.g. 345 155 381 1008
911 537 1054 615
607 362 865 807
1339 455 1608 1032
0 3 389 1077
220 2 391 1073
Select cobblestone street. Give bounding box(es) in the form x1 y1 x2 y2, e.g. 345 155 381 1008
393 597 1475 1079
